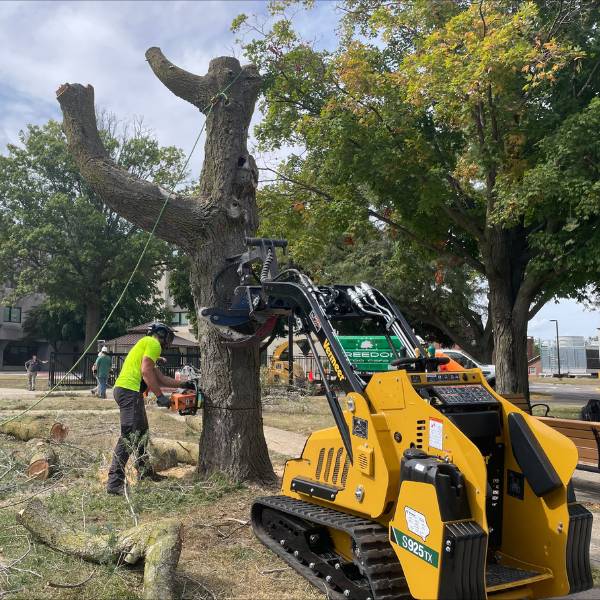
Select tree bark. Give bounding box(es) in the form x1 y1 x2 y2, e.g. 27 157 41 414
17 499 182 600
56 48 275 483
84 300 101 350
0 417 68 442
485 226 531 397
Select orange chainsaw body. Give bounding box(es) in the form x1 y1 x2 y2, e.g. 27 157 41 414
169 390 199 415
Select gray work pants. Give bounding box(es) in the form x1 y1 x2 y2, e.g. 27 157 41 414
107 387 150 489
27 371 37 391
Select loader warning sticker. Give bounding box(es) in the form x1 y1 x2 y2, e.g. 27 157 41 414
391 527 439 568
429 417 443 450
404 507 430 541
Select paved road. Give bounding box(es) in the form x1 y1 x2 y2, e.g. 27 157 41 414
531 383 600 405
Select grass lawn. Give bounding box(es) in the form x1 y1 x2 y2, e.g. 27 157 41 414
530 400 583 420
262 392 334 435
530 376 600 386
0 374 50 391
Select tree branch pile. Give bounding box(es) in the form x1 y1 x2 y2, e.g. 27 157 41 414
17 499 183 600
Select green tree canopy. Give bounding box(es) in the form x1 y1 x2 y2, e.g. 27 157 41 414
0 119 186 348
235 0 600 394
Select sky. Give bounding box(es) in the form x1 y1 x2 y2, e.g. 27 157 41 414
0 0 597 342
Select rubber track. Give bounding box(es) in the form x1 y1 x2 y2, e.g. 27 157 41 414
252 495 411 600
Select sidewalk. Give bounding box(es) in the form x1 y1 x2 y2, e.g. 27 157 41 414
0 387 113 399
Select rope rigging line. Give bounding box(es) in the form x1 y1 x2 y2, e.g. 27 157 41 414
1 68 244 425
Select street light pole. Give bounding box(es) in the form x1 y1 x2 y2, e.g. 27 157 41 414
550 319 561 377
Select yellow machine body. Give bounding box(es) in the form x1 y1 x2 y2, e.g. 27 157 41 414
281 369 586 599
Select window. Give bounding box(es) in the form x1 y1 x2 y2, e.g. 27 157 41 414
446 351 475 369
171 312 190 326
528 366 536 374
3 306 21 323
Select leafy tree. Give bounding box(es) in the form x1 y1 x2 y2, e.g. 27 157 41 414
258 175 492 360
0 119 185 348
235 0 600 395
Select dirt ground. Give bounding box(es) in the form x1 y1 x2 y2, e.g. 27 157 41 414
0 389 598 599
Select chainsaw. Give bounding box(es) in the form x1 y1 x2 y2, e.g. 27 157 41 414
169 364 203 416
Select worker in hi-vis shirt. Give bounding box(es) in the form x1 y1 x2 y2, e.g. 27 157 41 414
106 322 189 495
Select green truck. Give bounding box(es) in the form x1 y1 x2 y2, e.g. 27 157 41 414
336 336 405 375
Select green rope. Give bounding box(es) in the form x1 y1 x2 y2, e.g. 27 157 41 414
1 67 245 425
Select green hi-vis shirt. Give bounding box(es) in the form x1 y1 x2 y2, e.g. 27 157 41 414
115 336 161 392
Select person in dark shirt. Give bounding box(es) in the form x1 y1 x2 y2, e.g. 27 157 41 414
24 354 46 391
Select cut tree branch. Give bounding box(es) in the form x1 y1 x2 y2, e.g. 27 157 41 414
17 499 182 600
56 83 215 246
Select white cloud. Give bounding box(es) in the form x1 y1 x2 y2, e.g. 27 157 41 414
0 0 277 178
528 299 600 340
0 0 341 176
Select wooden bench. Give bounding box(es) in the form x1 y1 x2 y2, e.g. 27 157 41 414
537 417 600 473
502 393 550 416
502 394 600 473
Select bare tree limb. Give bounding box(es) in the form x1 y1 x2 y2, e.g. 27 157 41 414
145 47 214 112
56 83 215 246
528 295 549 320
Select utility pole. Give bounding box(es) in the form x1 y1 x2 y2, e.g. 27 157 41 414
550 319 561 378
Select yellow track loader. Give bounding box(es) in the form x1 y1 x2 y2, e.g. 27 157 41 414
201 238 593 600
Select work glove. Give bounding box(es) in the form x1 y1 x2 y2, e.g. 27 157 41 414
156 394 171 408
180 380 196 390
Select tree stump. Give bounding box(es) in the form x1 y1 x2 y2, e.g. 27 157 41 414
17 499 183 600
0 416 68 442
26 442 58 480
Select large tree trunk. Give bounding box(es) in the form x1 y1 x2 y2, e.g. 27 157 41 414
489 279 529 397
84 300 100 350
486 226 533 398
56 49 275 483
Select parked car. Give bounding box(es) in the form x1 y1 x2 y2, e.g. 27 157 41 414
440 348 496 387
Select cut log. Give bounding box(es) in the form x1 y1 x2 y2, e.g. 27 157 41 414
184 416 202 433
27 442 58 480
150 438 198 465
17 499 182 600
148 444 178 472
0 416 68 442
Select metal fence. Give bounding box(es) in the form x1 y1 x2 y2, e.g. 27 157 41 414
266 353 332 383
48 352 200 388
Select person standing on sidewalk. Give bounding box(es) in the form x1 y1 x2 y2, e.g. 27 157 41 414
24 354 47 391
92 346 112 399
106 322 187 496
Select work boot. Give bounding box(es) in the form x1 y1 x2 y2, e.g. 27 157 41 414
106 485 125 496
